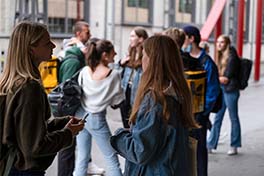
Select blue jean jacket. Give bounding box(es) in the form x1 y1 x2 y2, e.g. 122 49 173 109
121 67 142 105
111 93 191 176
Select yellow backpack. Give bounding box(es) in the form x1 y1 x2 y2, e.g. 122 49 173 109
185 70 206 114
38 56 60 94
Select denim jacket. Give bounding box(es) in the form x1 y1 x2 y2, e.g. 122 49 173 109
111 93 191 176
121 66 142 105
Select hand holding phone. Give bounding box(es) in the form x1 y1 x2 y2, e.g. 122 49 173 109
81 113 89 123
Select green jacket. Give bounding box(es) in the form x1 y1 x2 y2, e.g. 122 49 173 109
2 79 73 171
59 46 85 83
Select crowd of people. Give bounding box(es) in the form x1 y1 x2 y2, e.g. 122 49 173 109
0 20 242 176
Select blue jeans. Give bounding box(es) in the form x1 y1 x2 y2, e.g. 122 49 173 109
73 106 122 176
207 87 241 149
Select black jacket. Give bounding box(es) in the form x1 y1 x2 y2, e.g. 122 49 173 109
223 46 240 92
2 80 73 171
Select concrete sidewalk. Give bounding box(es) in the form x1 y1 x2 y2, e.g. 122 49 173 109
208 78 264 176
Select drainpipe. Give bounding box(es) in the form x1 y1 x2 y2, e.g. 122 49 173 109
254 0 263 81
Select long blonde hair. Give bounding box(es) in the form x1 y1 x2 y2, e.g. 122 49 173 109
0 21 47 95
129 35 198 129
216 34 231 76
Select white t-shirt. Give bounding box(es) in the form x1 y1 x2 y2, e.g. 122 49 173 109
78 66 125 113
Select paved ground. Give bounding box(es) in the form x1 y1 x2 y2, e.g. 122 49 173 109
47 75 264 176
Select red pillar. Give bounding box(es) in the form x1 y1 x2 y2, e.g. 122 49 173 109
254 0 263 81
214 14 222 59
236 0 245 57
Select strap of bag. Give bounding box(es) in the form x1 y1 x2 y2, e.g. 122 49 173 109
3 147 16 176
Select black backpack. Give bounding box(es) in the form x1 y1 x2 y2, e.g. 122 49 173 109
239 58 253 90
48 69 83 117
0 95 16 176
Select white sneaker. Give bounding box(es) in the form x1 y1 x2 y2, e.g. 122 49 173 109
227 147 238 155
87 162 105 175
208 149 214 154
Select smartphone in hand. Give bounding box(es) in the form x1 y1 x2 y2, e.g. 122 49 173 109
82 113 89 122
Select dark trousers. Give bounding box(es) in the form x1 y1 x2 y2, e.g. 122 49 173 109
120 87 131 128
57 138 76 176
190 113 209 176
9 167 45 176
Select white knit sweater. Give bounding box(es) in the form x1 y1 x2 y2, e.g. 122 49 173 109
78 66 125 113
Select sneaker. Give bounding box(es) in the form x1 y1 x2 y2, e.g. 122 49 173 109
227 147 238 155
208 148 214 154
87 162 105 175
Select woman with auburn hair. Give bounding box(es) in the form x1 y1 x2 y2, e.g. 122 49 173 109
119 26 148 128
207 34 241 155
0 21 84 176
111 35 198 176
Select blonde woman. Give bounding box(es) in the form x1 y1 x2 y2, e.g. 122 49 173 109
207 34 241 155
111 35 198 175
0 21 84 176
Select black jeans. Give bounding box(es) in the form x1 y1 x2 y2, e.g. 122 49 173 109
57 138 76 176
190 113 209 176
120 86 131 128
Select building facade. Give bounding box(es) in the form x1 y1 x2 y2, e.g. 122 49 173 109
0 0 263 69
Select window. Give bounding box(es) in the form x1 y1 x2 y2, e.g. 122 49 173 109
169 0 214 28
122 0 153 25
172 0 195 25
179 0 192 14
48 18 75 33
48 0 89 36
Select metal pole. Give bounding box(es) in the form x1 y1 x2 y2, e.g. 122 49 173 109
77 0 81 21
254 0 263 81
236 0 244 57
65 0 68 33
104 0 108 39
43 0 48 24
31 0 36 21
111 0 115 42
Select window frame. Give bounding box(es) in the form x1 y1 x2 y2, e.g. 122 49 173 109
48 0 90 38
121 0 153 27
168 0 197 28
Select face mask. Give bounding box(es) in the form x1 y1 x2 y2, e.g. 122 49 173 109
182 44 192 53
